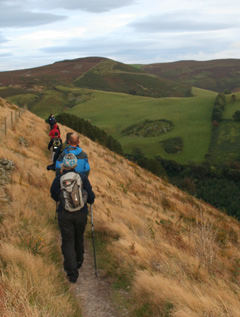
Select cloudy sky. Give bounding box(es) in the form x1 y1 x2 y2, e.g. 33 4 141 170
1 0 240 71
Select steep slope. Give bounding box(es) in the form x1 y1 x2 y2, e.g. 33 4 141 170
0 100 81 315
0 98 240 316
142 59 240 92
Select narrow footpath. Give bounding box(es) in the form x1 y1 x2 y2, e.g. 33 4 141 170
70 240 129 317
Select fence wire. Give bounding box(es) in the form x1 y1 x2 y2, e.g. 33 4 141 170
0 105 26 137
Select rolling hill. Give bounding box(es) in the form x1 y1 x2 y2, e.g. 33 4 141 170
74 58 191 97
0 56 104 86
142 59 240 93
0 57 191 98
1 98 240 316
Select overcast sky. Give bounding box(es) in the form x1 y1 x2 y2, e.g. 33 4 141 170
1 0 240 71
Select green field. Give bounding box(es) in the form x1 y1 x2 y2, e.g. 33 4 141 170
207 92 240 163
208 120 240 162
223 93 240 119
65 87 216 164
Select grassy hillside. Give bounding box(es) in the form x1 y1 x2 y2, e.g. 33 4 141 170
67 87 217 164
142 59 240 93
0 57 104 86
1 98 240 315
74 59 191 98
0 99 81 315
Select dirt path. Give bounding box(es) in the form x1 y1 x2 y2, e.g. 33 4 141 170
71 240 129 317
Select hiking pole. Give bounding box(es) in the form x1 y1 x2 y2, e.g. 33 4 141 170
90 204 98 277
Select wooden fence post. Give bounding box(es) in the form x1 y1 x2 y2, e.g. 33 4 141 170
4 117 7 136
11 112 13 130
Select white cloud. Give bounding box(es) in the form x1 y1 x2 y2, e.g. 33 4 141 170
0 3 66 28
3 0 137 13
129 13 238 33
19 28 86 41
0 0 240 70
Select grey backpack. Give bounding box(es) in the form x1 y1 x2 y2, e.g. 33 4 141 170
60 172 87 212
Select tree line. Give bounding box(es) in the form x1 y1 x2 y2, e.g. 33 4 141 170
211 92 226 124
55 113 123 155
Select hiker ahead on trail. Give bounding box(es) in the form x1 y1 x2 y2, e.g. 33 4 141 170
55 133 90 176
47 132 73 171
54 132 73 162
49 123 60 139
50 153 95 284
48 113 56 130
48 132 62 153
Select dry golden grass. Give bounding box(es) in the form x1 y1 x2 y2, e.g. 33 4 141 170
0 99 80 316
1 97 240 316
1 243 75 317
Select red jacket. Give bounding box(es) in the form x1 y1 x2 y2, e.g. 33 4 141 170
49 124 60 139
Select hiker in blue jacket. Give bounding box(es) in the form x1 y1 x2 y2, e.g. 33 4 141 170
55 133 90 176
50 153 95 284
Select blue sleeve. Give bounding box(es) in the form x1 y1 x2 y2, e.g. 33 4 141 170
84 158 90 173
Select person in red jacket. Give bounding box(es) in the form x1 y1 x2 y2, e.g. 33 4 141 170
49 123 60 139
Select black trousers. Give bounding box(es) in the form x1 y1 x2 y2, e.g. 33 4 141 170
58 210 88 282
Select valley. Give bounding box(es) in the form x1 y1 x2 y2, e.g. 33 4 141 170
2 85 217 164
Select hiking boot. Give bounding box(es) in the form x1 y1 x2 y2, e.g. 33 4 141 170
77 261 83 269
47 163 55 171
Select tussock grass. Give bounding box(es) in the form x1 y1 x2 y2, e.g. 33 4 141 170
0 99 81 316
1 243 76 317
1 97 240 316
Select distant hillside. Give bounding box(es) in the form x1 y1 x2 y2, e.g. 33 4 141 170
0 56 191 98
142 59 240 92
74 59 191 97
1 98 240 316
0 56 104 87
